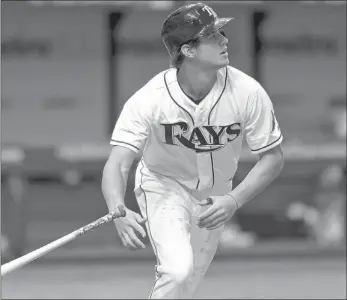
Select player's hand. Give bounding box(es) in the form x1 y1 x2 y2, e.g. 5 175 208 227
197 194 238 230
113 207 147 250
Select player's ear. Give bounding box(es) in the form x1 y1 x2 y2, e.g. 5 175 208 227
181 44 196 58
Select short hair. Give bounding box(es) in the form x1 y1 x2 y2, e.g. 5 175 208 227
170 38 201 68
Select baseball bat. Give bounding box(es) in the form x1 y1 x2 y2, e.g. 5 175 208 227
1 205 126 276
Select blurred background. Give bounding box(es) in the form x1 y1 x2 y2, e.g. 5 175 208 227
1 0 346 298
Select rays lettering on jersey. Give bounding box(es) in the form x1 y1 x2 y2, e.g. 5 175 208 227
161 122 241 153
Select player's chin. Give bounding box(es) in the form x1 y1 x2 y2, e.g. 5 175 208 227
216 54 229 67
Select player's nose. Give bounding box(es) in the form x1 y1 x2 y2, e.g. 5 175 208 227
219 34 228 46
223 35 228 44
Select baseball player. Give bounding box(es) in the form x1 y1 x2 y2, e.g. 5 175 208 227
102 2 284 299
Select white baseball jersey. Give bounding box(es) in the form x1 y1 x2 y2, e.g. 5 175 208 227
111 66 283 194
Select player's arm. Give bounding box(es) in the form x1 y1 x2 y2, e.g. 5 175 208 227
102 94 150 209
102 95 150 249
230 144 284 208
198 143 283 230
102 145 147 249
102 145 137 212
232 84 284 207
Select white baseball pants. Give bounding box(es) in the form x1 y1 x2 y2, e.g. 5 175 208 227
135 163 224 299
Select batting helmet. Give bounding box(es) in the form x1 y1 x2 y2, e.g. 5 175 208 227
161 2 233 58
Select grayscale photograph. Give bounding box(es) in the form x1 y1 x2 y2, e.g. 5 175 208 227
1 1 346 299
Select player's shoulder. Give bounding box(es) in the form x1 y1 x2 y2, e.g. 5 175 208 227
127 69 170 106
126 70 172 109
143 69 170 92
225 65 262 93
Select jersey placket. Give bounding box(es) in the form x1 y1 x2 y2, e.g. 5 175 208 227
194 105 214 191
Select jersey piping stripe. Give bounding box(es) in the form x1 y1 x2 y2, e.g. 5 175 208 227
207 67 228 187
139 160 161 297
164 70 195 125
250 134 283 152
209 154 215 186
208 67 228 122
111 140 139 151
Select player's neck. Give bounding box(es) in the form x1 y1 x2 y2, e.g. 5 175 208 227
176 64 217 103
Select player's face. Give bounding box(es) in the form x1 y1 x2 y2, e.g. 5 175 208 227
194 29 229 69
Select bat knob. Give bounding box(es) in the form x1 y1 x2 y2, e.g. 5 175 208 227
206 197 213 205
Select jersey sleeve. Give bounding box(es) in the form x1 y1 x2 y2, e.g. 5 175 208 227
110 96 150 153
244 84 283 154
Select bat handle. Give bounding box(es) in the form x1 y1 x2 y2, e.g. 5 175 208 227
77 205 126 236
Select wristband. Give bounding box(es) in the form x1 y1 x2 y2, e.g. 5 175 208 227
227 193 239 210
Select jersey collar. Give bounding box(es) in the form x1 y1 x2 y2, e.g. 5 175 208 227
164 67 227 120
